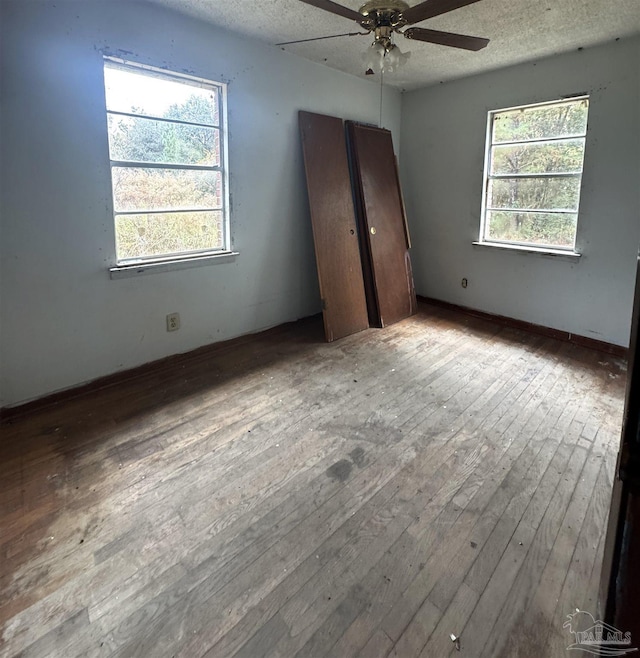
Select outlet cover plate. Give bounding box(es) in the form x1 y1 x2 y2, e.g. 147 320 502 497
167 312 180 332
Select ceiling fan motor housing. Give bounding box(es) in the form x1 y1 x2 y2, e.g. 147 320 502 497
358 0 410 31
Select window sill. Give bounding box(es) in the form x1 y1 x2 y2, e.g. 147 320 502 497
472 241 581 259
109 251 239 279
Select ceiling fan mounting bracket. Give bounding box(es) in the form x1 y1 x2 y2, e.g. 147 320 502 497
359 0 409 15
358 0 409 30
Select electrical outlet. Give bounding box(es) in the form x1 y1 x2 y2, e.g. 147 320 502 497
461 278 468 289
166 312 180 332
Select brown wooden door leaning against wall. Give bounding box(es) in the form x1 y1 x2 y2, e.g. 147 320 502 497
346 121 417 328
299 111 369 342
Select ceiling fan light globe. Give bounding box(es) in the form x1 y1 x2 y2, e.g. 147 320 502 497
364 41 385 71
379 44 410 72
382 43 402 71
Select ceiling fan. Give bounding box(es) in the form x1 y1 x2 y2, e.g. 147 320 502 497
278 0 489 73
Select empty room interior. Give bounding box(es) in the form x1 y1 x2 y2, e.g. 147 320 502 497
1 0 640 656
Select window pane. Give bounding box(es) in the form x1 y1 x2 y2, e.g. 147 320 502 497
107 115 220 166
488 176 582 211
492 99 588 143
485 211 577 248
112 167 222 212
491 139 585 175
104 65 219 125
115 211 224 261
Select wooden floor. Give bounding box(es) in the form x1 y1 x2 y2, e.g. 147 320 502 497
0 303 627 658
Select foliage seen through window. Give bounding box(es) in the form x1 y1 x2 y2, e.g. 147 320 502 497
104 60 228 263
481 98 589 250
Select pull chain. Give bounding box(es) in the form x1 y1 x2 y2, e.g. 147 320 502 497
379 68 384 128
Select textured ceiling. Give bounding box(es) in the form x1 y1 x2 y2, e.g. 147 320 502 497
147 0 640 89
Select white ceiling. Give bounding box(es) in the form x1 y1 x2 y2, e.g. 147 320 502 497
148 0 640 90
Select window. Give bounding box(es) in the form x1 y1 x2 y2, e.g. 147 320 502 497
479 97 589 253
103 58 230 265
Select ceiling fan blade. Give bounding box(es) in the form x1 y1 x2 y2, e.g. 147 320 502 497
403 0 483 25
404 27 489 50
297 0 364 22
277 31 369 46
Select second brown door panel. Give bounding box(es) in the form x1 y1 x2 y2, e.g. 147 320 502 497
347 122 417 327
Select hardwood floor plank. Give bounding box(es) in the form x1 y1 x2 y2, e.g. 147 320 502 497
117 320 516 656
0 304 626 658
376 344 610 655
358 629 394 658
292 582 371 658
472 427 606 656
378 358 572 644
418 583 478 657
195 316 524 652
14 609 90 658
544 460 612 657
103 438 420 656
233 611 289 658
4 318 472 648
387 598 441 657
326 533 423 657
480 462 609 655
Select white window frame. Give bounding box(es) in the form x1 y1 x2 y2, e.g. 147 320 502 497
104 57 233 274
478 96 589 256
